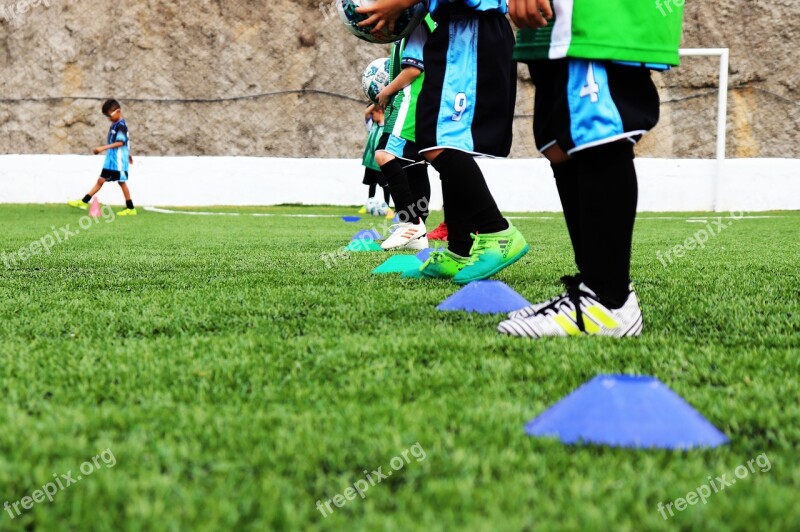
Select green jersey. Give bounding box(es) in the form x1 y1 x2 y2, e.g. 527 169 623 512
362 119 384 171
383 15 436 141
514 0 684 66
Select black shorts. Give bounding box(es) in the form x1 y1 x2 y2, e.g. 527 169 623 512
527 59 660 155
376 132 424 163
100 169 127 182
362 168 387 187
416 5 516 157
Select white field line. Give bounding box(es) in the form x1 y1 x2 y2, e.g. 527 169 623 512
144 206 341 218
144 207 792 222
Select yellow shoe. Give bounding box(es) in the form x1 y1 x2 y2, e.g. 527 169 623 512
68 199 88 210
358 205 367 214
385 208 395 220
117 208 137 216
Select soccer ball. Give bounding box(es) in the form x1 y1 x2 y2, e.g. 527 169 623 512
336 0 428 44
362 57 390 104
366 197 389 217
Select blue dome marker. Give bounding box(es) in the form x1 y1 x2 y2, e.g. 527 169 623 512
351 229 382 241
525 375 730 449
436 280 531 314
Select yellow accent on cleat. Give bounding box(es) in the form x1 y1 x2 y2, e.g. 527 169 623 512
68 199 88 210
117 208 137 216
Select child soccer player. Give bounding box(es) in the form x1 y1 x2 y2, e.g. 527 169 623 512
360 104 393 217
374 14 436 251
358 0 529 284
68 99 136 216
497 0 684 338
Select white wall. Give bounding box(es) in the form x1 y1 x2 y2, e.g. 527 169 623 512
0 155 798 212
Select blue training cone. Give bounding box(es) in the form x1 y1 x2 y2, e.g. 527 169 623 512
436 280 531 314
415 247 443 262
352 228 382 241
525 375 730 449
342 216 361 223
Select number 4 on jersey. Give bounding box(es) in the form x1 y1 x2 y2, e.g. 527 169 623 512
580 62 600 103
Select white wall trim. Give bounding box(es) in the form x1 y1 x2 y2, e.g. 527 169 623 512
0 155 798 212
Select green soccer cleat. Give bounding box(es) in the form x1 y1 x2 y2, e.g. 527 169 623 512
68 199 88 210
453 222 529 285
117 208 137 216
403 249 469 279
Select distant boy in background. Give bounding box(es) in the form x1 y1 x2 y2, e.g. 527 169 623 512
360 104 393 217
69 99 136 216
498 0 684 338
374 15 436 251
358 0 528 283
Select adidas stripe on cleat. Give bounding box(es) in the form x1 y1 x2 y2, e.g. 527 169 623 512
497 283 643 338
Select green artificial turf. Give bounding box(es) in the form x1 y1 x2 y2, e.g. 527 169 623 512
0 204 798 531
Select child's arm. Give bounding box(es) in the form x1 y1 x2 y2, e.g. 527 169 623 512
365 103 377 122
377 66 422 109
508 0 553 29
355 0 420 33
93 141 124 155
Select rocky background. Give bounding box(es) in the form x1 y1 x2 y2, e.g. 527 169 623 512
0 0 798 158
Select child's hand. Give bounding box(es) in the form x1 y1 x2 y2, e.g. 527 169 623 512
356 0 419 34
129 155 134 165
365 103 376 121
377 89 391 110
508 0 553 29
93 146 105 155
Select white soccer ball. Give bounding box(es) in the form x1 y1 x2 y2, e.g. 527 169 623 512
366 197 389 217
336 0 427 45
362 57 390 104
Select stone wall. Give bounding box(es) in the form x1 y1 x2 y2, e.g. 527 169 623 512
1 0 798 158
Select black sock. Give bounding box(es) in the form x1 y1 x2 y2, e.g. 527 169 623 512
430 150 507 256
126 199 134 209
381 185 391 205
406 162 431 223
82 194 91 204
575 141 637 308
380 159 419 224
368 183 377 199
552 158 585 274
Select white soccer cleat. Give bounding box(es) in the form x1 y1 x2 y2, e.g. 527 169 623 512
507 275 581 320
401 235 429 251
380 220 427 250
498 283 643 338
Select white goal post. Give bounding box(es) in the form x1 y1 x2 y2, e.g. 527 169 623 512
678 48 730 211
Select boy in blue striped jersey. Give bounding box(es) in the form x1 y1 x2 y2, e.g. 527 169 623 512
69 99 137 216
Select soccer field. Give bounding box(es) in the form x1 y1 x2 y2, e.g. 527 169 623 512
1 204 798 530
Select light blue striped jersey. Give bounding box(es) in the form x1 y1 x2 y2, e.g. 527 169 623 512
426 0 507 15
103 119 130 173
